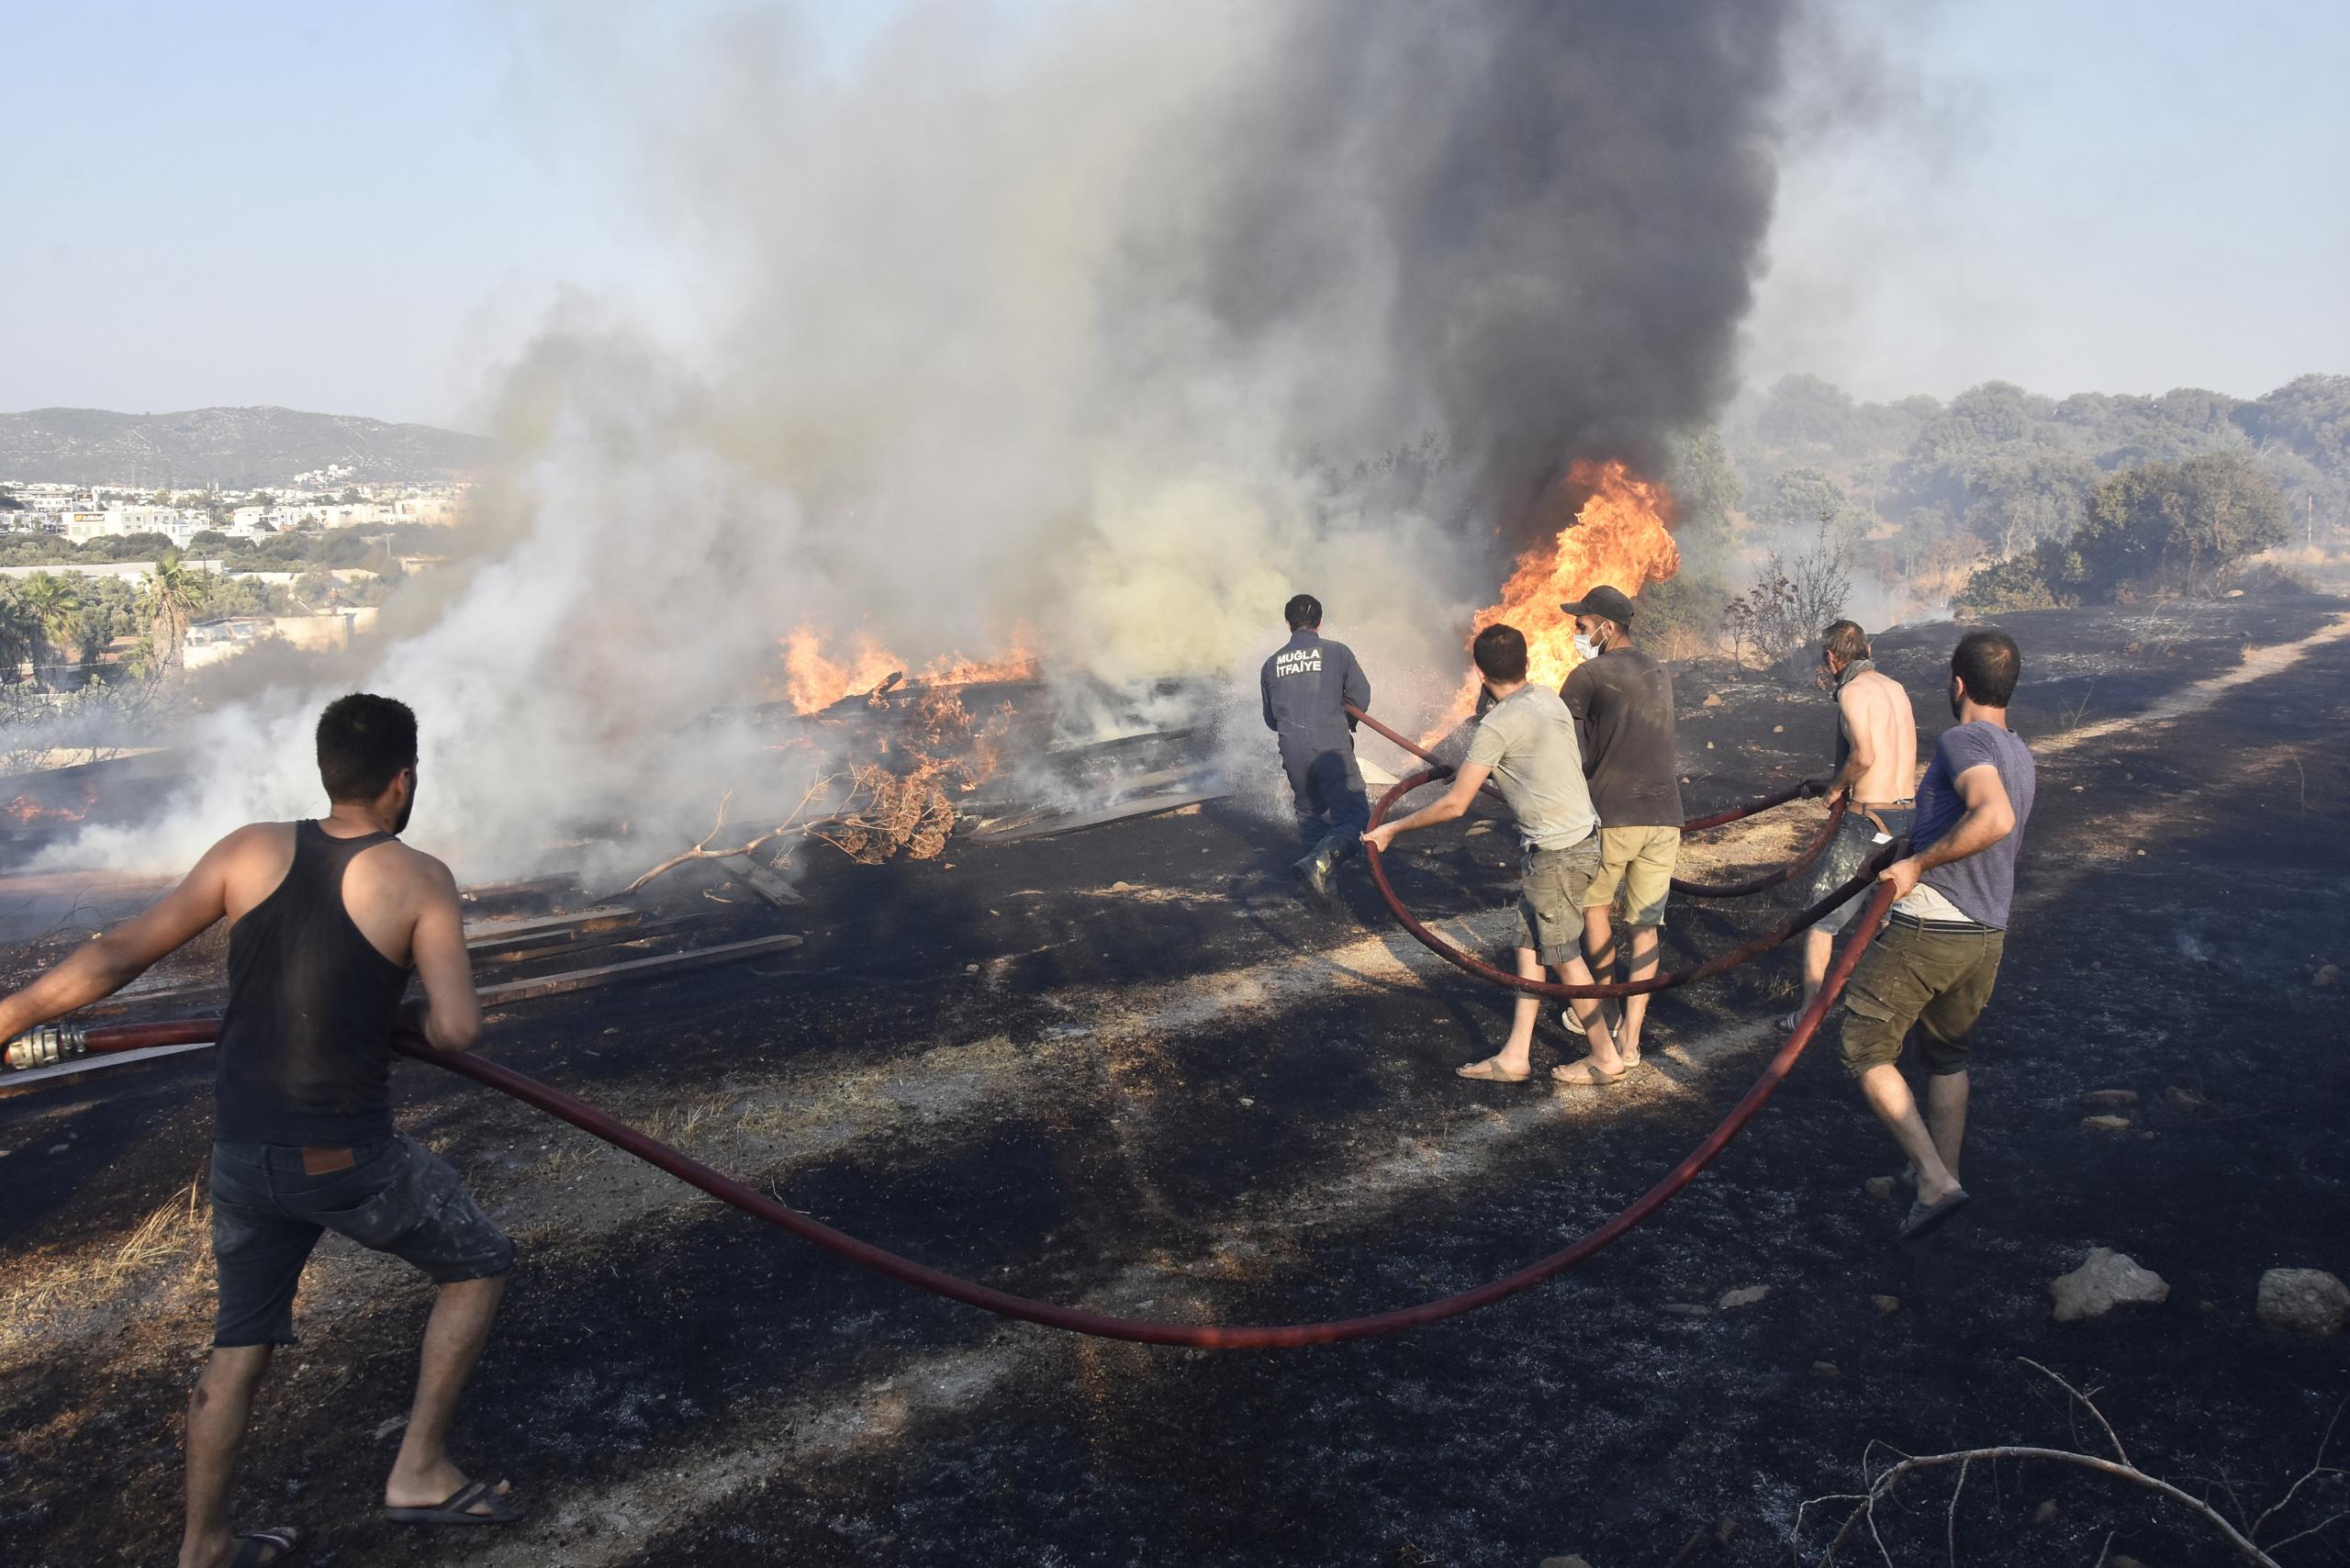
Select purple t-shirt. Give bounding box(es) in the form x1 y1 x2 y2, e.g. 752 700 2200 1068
1912 721 2036 928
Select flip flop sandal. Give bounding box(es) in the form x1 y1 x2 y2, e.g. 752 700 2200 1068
1898 1189 1971 1241
1550 1059 1628 1089
1558 1006 1627 1040
1455 1058 1530 1083
386 1479 527 1526
228 1527 301 1566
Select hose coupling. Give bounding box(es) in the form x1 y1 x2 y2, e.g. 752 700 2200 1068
5 1023 89 1070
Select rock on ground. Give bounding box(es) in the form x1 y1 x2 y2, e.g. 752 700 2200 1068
1718 1284 1770 1310
2051 1248 2170 1322
2081 1089 2139 1108
2256 1269 2350 1338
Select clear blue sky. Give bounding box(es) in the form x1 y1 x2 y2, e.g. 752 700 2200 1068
4 0 2344 428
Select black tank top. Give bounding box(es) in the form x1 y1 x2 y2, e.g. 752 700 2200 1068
213 821 413 1146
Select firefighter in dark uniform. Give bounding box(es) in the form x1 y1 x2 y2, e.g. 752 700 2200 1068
1261 593 1372 899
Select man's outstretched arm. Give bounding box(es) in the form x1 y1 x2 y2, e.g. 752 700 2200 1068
1877 765 2015 900
1361 763 1491 851
401 857 483 1053
0 826 252 1040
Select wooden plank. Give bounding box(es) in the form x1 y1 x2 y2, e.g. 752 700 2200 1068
971 790 1225 845
91 908 663 1015
465 919 699 968
462 906 642 941
0 1040 213 1092
721 862 806 908
476 934 803 1006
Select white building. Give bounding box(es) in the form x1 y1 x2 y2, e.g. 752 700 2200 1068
63 506 210 546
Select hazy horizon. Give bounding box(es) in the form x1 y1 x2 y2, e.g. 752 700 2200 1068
4 1 2344 434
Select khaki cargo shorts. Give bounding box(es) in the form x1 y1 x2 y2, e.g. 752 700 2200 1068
1582 825 1680 927
1513 838 1602 967
1837 918 2006 1078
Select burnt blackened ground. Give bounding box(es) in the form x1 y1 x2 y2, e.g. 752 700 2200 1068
4 599 2348 1567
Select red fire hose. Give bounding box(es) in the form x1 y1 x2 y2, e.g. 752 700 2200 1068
35 883 1895 1349
1362 766 1897 1001
1344 703 1841 896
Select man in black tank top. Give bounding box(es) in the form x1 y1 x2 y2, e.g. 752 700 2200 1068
0 695 521 1565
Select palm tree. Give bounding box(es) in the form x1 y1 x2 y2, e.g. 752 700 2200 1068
144 551 207 679
17 572 81 690
0 597 37 685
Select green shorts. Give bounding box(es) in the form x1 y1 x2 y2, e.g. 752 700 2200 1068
1837 916 2006 1077
1515 839 1601 967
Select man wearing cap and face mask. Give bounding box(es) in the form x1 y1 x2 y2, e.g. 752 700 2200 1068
1558 584 1681 1068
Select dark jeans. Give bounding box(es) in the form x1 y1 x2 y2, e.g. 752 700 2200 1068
208 1135 513 1347
1282 745 1370 848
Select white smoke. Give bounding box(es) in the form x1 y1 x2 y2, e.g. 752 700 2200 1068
57 0 1807 879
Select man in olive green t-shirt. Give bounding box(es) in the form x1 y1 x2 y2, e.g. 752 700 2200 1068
1363 623 1632 1087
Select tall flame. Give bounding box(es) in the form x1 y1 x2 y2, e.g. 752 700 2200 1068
1437 458 1680 730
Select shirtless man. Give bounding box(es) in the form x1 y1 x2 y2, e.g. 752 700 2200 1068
1782 621 1919 1028
0 694 519 1567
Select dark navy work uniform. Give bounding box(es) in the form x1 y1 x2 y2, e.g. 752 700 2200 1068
1259 629 1371 847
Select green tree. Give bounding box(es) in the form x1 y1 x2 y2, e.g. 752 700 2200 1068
2074 452 2288 592
0 595 37 683
1664 429 1741 577
1963 452 2101 560
292 567 340 609
17 572 83 689
143 553 209 678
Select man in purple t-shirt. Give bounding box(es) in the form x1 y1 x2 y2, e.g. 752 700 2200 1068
1837 630 2036 1241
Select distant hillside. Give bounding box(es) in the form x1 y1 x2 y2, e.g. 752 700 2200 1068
0 406 493 487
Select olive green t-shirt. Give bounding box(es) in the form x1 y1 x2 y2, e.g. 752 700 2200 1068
1464 685 1600 852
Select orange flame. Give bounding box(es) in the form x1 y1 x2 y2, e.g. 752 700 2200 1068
3 790 93 827
777 629 1038 716
1436 460 1679 730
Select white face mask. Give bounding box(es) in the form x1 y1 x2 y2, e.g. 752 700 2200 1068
1572 633 1600 662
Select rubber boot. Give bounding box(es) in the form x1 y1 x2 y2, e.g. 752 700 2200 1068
1291 834 1356 902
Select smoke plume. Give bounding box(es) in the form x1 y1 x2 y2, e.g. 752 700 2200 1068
64 0 1808 879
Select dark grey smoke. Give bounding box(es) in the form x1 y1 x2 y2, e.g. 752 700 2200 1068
1167 0 1799 547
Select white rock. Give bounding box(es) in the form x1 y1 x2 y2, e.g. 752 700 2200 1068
2051 1249 2169 1322
1718 1284 1770 1310
2257 1269 2349 1338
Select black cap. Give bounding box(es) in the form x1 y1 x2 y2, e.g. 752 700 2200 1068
1560 584 1636 625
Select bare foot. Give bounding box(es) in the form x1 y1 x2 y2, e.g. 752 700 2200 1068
1455 1056 1530 1083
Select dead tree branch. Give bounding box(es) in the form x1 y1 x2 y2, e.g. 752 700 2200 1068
1793 1360 2346 1566
621 764 957 896
620 778 829 895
